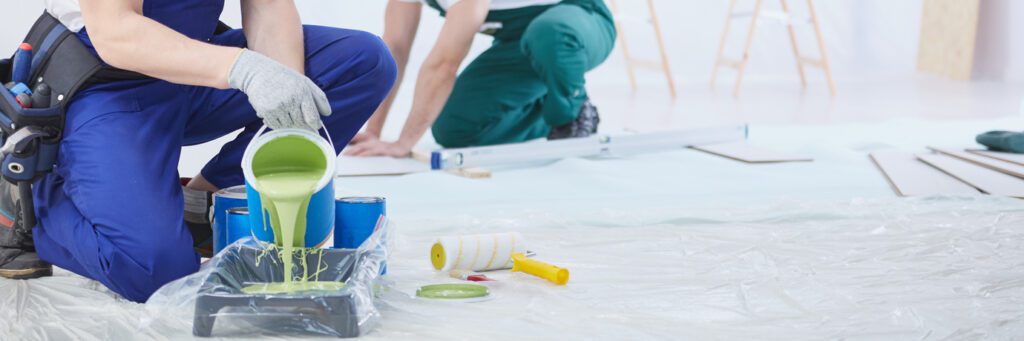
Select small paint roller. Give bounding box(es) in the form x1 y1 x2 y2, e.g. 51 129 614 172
431 232 525 271
510 252 569 285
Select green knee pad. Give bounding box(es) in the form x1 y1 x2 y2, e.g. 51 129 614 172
977 131 1024 153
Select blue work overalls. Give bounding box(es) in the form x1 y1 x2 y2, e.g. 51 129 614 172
30 0 397 302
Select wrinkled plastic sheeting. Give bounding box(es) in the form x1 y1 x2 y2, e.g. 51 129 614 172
143 217 392 338
372 196 1024 340
4 196 1024 340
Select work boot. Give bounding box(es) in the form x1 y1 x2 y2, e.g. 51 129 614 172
0 180 51 280
182 179 214 258
548 100 600 140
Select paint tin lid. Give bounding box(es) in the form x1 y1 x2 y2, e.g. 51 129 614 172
215 185 247 199
337 196 385 204
227 207 249 215
415 283 489 300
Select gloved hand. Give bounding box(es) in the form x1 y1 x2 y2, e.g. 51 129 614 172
228 49 331 130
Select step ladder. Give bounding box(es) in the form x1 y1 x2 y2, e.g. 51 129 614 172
608 0 677 98
711 0 836 97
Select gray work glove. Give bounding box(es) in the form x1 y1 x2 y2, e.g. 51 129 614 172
228 49 331 131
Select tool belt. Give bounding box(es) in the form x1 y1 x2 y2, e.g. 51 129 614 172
0 12 151 227
0 13 232 228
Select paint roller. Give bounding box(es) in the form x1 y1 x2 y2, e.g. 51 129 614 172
430 232 525 272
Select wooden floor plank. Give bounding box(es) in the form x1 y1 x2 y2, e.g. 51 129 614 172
916 153 1024 198
930 147 1024 179
691 142 813 163
869 151 980 197
967 149 1024 166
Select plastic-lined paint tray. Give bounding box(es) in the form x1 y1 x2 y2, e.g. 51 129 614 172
192 246 361 337
146 218 389 338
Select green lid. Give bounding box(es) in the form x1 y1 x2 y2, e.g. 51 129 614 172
416 283 490 299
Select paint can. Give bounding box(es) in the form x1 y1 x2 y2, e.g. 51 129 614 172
224 207 263 248
242 126 336 248
211 185 247 253
334 197 386 249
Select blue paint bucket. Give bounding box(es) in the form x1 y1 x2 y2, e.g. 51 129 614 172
211 185 247 253
334 197 386 249
242 126 336 248
225 207 263 247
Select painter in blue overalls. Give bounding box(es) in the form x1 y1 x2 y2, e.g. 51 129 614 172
0 0 397 302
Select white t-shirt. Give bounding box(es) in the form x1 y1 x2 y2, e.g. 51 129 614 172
43 0 85 32
401 0 562 11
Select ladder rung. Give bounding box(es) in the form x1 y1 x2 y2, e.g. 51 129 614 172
615 14 652 25
730 10 810 25
799 57 823 68
716 58 743 69
630 59 664 70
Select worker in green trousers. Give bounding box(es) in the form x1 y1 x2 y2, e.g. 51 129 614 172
346 0 616 156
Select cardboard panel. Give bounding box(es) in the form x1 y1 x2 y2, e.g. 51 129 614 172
917 0 980 80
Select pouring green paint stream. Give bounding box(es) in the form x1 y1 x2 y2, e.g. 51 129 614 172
243 134 341 294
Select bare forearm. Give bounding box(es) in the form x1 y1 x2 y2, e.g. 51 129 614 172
366 45 410 136
396 63 458 148
241 0 304 73
86 13 239 88
366 0 422 137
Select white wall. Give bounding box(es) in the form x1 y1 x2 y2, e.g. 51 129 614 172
5 1 1024 84
974 0 1024 81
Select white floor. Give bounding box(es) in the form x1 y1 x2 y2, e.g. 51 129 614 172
5 77 1024 340
178 76 1024 176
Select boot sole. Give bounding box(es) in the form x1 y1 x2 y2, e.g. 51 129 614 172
0 266 52 280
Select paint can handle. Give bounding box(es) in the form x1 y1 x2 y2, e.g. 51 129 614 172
247 122 335 154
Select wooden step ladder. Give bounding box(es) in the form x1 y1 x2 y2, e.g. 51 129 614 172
711 0 836 97
608 0 677 98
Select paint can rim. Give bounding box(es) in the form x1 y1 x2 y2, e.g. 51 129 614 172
214 185 247 199
227 207 249 215
336 196 386 204
241 127 336 193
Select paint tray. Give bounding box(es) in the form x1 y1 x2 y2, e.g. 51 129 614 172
176 219 389 338
192 246 354 337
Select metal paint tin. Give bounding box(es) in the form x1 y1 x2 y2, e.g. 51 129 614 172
224 207 253 248
211 185 246 253
334 197 386 249
242 127 336 248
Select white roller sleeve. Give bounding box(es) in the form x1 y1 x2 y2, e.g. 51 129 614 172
431 232 526 271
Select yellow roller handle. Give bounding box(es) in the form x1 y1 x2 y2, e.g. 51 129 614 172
510 252 569 285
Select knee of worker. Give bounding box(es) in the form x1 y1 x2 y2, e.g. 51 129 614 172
521 17 584 64
304 26 397 97
432 112 478 148
104 227 199 302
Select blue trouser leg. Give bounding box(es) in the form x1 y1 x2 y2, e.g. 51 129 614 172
31 26 396 302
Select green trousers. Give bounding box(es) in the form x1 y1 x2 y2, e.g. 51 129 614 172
431 3 616 148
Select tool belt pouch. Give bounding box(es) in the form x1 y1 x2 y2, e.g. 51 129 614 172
0 12 103 183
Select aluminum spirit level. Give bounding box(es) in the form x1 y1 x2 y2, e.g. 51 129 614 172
430 124 748 170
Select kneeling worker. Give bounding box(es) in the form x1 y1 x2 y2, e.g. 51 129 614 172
345 0 616 156
0 0 396 303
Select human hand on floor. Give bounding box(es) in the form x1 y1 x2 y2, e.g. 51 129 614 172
343 135 412 157
228 49 331 131
349 131 378 145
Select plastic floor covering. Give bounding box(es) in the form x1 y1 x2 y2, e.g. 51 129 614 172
3 117 1024 340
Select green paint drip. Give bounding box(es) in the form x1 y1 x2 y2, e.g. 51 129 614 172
248 135 336 293
241 281 346 295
